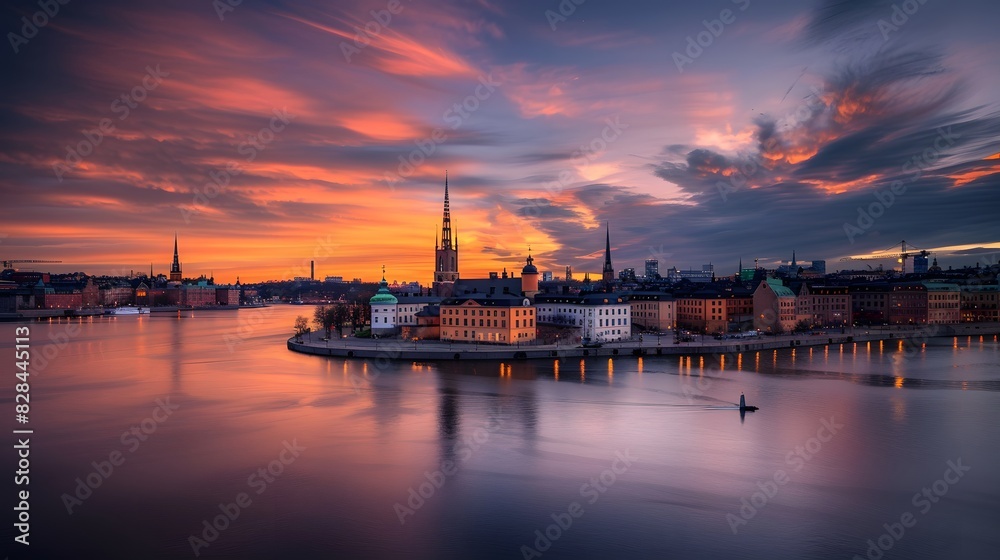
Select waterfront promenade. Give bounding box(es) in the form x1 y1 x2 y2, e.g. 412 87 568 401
288 323 1000 361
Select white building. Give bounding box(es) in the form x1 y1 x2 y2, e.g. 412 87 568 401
394 295 441 328
535 293 631 342
369 273 398 335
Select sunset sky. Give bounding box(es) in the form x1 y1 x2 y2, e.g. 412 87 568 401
2 0 999 283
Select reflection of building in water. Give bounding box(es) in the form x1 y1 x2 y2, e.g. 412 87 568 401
437 374 460 464
434 363 538 461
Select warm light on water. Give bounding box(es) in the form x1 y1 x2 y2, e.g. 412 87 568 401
8 307 1000 559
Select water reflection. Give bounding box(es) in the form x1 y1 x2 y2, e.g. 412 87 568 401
12 309 1000 560
437 375 460 465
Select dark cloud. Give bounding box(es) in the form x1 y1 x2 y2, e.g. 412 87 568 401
804 0 891 42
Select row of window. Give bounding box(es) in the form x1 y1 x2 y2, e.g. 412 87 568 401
445 330 534 340
441 317 536 328
538 306 628 314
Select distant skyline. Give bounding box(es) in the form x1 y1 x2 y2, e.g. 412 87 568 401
2 0 999 283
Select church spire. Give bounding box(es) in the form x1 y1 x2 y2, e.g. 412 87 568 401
441 172 452 250
602 222 614 285
169 233 182 282
432 172 459 295
605 224 611 263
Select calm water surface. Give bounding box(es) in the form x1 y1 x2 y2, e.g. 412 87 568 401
5 306 999 559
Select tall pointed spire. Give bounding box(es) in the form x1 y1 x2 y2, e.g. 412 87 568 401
605 223 611 263
169 233 182 281
441 171 452 250
432 172 459 295
602 222 614 285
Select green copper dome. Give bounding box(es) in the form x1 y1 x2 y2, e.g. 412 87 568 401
369 271 398 305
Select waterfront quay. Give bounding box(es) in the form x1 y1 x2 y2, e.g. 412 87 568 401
288 323 1000 361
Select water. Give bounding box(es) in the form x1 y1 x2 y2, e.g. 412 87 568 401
5 306 999 559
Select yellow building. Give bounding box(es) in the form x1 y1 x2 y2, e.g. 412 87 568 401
440 295 536 344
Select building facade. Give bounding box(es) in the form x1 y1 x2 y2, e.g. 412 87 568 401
960 285 999 322
536 293 631 342
644 259 659 280
753 278 797 332
395 295 442 328
851 283 890 324
627 292 675 332
807 286 851 326
888 282 928 324
440 295 535 344
923 282 960 324
675 291 729 334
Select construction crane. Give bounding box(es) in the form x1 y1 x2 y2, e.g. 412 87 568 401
1 259 63 269
840 241 929 274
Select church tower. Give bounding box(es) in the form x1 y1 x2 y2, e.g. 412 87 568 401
433 174 459 297
602 222 615 286
169 233 182 282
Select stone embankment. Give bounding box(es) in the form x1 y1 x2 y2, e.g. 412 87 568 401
288 323 1000 361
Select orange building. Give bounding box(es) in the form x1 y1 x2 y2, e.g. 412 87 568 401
627 292 675 332
676 290 730 334
440 295 535 344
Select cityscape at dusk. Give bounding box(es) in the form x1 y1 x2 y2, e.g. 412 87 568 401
3 1 999 559
2 0 998 282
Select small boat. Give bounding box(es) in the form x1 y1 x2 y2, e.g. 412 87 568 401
739 393 759 412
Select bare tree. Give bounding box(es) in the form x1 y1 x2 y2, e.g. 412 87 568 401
313 305 336 338
293 316 309 341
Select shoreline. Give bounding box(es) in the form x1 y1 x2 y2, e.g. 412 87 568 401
0 303 266 322
287 323 1000 361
